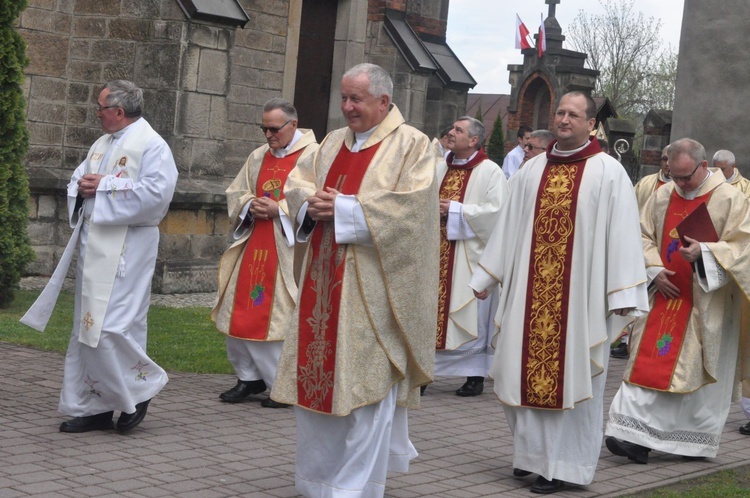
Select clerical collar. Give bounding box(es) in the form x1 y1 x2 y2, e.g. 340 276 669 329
271 129 303 158
450 150 478 166
682 170 713 200
659 170 672 183
551 140 589 157
111 118 140 139
352 125 378 152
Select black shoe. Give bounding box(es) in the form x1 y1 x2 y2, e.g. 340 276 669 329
513 468 532 477
530 476 564 494
605 436 650 464
740 422 750 435
456 377 484 397
261 397 290 409
420 385 427 396
116 399 151 434
59 411 114 433
219 379 266 402
682 455 706 461
610 342 629 359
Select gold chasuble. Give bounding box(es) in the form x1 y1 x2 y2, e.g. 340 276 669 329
436 149 487 349
628 192 712 390
521 140 595 409
229 149 303 339
297 144 380 413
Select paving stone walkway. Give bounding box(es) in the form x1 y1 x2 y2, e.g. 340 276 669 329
3 283 750 497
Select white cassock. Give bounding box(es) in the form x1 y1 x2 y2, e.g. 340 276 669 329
58 118 178 417
434 156 507 377
470 141 649 485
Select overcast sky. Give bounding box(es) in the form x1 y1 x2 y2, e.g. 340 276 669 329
446 0 685 94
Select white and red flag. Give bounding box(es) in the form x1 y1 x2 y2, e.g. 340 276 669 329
537 13 547 57
515 14 532 50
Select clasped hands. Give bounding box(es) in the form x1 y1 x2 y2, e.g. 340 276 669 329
653 236 701 300
250 196 280 220
77 174 104 198
306 187 340 221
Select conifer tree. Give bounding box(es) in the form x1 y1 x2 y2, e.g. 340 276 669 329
474 103 483 123
0 0 33 307
487 113 505 165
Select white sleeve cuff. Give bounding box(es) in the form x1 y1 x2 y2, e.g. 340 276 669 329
698 243 728 292
234 201 253 240
446 200 476 240
295 201 314 243
334 194 372 246
469 267 498 293
279 210 294 247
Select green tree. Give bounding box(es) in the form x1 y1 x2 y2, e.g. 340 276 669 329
474 102 483 122
0 0 33 308
486 113 505 165
567 0 677 117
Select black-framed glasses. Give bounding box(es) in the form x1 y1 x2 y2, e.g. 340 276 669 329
524 144 545 151
96 104 119 112
669 161 702 182
260 119 292 134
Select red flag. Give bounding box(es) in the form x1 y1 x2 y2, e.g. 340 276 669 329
516 14 532 50
538 14 547 57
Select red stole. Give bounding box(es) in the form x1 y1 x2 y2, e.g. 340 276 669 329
628 190 713 390
229 149 303 339
520 138 600 409
436 149 487 349
297 142 381 413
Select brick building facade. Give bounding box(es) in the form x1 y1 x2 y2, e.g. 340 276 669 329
20 0 474 293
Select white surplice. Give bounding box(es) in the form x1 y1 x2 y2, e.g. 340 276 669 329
58 118 178 417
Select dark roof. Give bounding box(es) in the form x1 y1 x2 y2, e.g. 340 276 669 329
175 0 249 27
466 94 510 134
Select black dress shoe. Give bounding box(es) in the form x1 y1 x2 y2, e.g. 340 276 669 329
59 411 114 433
513 468 532 477
740 422 750 435
605 436 650 464
261 397 290 409
219 379 266 402
530 476 564 494
116 399 150 434
610 342 629 359
456 376 484 397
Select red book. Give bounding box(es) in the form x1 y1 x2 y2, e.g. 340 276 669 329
676 202 719 245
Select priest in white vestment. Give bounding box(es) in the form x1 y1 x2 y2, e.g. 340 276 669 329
24 80 178 434
470 92 649 494
606 138 750 462
271 63 439 498
433 116 507 397
211 98 317 408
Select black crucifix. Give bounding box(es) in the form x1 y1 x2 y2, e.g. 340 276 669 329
546 0 560 17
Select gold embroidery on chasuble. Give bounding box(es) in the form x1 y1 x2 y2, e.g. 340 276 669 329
297 143 380 413
522 163 583 409
436 168 471 349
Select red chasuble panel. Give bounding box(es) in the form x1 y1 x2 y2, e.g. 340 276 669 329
628 191 714 390
229 149 303 340
435 149 487 350
521 161 585 409
297 142 381 413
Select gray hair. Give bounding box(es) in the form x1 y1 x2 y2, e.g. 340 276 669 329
531 129 555 147
456 116 485 150
712 149 735 167
263 97 298 121
103 80 143 118
343 63 393 99
668 138 706 164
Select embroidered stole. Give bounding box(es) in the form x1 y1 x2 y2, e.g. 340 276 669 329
229 149 302 340
79 123 155 348
435 150 486 350
520 160 586 409
297 142 381 413
628 191 713 390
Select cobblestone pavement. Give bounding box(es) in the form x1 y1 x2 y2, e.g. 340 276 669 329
4 281 750 497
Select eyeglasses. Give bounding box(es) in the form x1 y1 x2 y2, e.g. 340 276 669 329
669 161 703 182
524 144 546 151
260 119 292 134
95 104 119 112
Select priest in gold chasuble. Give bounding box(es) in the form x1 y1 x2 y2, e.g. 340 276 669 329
271 64 439 498
433 116 507 397
212 98 318 407
470 92 649 492
606 138 750 461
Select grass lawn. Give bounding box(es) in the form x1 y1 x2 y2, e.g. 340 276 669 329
633 467 750 497
0 290 232 374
